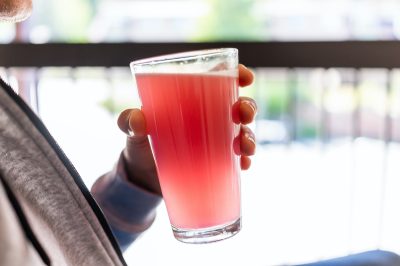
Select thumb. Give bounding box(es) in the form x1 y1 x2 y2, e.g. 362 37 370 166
117 108 161 194
117 108 147 137
117 108 151 155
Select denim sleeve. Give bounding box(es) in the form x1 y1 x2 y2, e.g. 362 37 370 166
91 153 162 251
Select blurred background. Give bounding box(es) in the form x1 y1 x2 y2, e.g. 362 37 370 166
1 0 400 265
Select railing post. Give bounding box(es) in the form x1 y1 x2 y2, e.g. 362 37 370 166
287 68 297 143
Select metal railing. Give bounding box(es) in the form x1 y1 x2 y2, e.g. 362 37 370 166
1 41 400 68
1 41 400 143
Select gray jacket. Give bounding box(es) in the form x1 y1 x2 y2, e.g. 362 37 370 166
0 78 126 265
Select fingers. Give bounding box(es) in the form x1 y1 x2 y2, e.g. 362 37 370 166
232 97 257 124
118 95 256 172
241 156 251 170
237 65 256 170
239 125 255 171
117 108 147 137
239 97 257 124
238 65 256 170
239 64 254 87
240 125 256 156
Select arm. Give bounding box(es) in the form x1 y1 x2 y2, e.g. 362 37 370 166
91 153 161 251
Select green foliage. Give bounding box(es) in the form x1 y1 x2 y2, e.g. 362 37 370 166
193 0 262 41
265 82 289 119
99 96 132 116
51 0 93 42
30 0 94 42
297 124 318 139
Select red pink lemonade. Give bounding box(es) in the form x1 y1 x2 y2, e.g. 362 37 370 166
136 71 241 229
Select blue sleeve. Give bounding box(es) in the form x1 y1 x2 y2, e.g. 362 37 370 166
91 153 162 251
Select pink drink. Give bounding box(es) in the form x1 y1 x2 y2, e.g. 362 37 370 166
136 72 240 229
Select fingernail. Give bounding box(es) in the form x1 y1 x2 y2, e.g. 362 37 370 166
245 132 256 145
248 100 258 114
128 129 135 137
240 101 257 124
245 101 257 114
242 132 256 156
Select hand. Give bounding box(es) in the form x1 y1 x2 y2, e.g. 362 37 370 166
117 64 257 195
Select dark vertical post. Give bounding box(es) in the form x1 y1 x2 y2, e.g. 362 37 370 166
352 69 362 140
287 69 297 143
320 69 330 144
384 70 393 146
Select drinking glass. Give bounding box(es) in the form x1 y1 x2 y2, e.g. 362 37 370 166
130 48 241 243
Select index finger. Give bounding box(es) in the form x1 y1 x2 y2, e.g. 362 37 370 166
239 64 254 87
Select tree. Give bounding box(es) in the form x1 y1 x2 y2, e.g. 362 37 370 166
193 0 262 41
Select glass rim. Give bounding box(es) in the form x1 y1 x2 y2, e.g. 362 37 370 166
130 48 237 68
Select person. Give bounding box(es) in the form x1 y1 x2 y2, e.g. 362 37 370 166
0 1 256 265
0 1 399 266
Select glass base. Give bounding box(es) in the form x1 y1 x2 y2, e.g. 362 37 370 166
172 218 241 244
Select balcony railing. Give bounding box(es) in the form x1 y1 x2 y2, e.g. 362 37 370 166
1 41 400 68
1 41 399 143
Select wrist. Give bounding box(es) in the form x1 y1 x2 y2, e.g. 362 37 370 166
91 160 162 227
121 150 162 196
